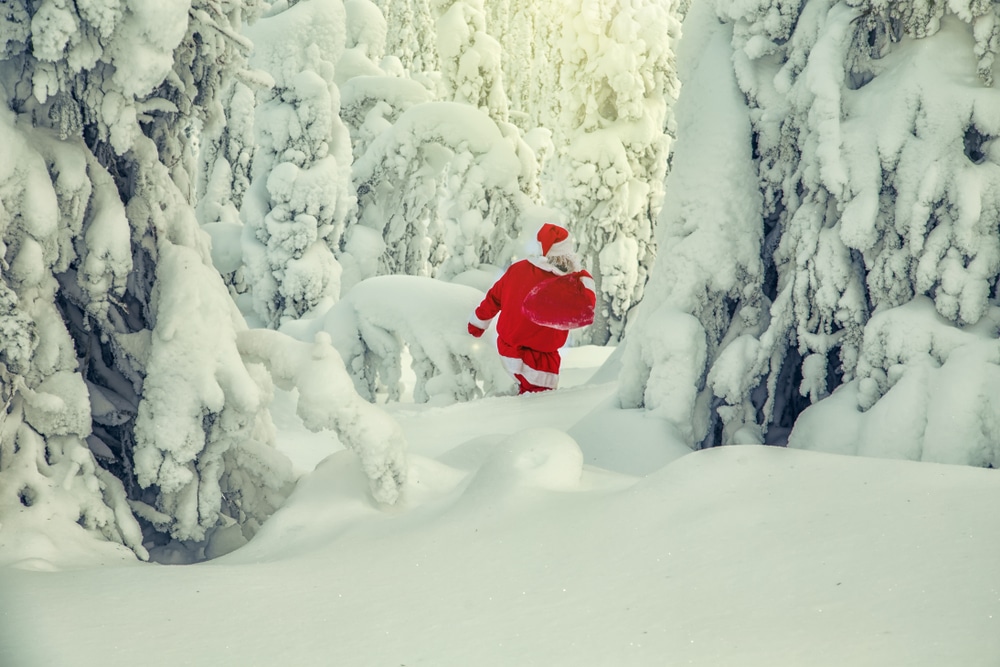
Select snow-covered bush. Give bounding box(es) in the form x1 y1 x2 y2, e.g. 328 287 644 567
241 0 355 327
296 275 515 403
624 0 1000 468
0 0 294 562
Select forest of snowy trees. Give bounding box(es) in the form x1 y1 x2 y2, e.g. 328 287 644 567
2 0 1000 561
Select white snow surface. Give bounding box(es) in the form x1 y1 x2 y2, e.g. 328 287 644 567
1 345 998 666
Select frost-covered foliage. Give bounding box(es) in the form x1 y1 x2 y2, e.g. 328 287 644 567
241 0 355 327
196 67 269 304
476 0 682 344
434 0 509 122
237 328 408 503
350 101 528 284
290 275 515 404
338 0 389 83
340 75 434 163
789 297 1000 468
536 0 682 344
336 1 435 163
0 0 293 561
372 0 440 81
625 0 1000 468
196 72 265 298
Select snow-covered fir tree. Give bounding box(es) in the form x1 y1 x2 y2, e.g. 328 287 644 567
240 0 356 327
434 0 509 121
372 0 440 84
623 0 1000 468
351 100 529 281
523 0 682 344
0 0 297 560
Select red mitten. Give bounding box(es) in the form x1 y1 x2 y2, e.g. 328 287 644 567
468 322 485 337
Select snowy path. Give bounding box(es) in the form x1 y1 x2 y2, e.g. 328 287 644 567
1 349 999 667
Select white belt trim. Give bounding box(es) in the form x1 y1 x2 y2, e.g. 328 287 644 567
500 355 559 388
470 314 493 328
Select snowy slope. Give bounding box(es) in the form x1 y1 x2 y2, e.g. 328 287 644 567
1 348 998 667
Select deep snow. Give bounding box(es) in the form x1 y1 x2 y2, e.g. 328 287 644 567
1 346 998 667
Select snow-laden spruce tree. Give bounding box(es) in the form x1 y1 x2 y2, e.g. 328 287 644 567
195 63 265 297
434 0 509 122
619 0 766 447
623 0 1000 467
0 0 295 561
240 0 355 327
351 101 529 283
335 0 433 166
538 0 682 344
427 0 547 280
195 70 271 309
371 0 440 83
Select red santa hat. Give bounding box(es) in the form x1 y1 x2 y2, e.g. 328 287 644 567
537 223 572 257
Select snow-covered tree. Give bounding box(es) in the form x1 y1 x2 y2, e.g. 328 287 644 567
335 0 435 167
623 0 1000 468
539 0 682 344
619 0 765 447
240 0 356 327
351 101 529 284
0 0 295 560
196 62 269 301
338 0 389 83
434 0 510 122
340 75 434 164
372 0 440 83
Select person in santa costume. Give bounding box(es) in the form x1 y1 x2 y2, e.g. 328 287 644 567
468 223 596 394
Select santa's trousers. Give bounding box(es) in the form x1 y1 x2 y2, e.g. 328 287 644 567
496 339 560 394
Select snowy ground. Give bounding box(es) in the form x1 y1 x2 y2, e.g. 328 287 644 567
1 346 999 667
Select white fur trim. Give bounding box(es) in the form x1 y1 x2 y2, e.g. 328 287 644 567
527 256 566 275
580 276 596 294
546 238 573 257
469 314 493 328
500 355 559 388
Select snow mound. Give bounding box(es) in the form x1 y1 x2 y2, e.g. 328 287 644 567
469 428 585 493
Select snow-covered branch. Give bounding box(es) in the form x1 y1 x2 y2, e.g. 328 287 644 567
237 328 408 504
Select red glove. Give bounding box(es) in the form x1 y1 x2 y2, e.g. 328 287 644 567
468 323 485 338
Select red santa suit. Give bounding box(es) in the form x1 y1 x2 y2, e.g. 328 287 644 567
468 224 596 394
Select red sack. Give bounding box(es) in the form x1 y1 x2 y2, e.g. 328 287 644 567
522 272 595 330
